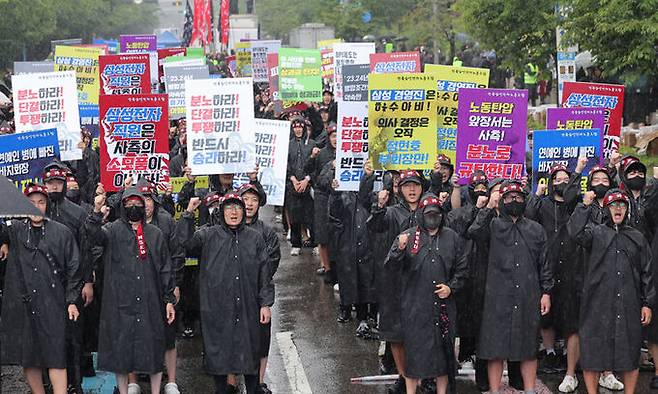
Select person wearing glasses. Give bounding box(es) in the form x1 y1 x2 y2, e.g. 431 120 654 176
568 189 654 394
468 180 553 394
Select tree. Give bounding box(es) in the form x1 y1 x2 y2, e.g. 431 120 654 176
563 0 658 83
456 0 557 75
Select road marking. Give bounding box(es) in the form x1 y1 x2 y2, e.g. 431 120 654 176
276 331 313 394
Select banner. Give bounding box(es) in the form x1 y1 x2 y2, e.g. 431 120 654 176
369 52 421 74
233 119 290 206
0 129 60 188
546 107 606 134
368 74 437 170
532 128 602 193
236 42 253 77
278 48 322 102
426 64 490 164
14 61 54 75
561 82 624 159
93 38 120 54
341 64 369 102
267 53 284 115
12 71 82 161
157 47 187 82
333 43 375 101
190 0 213 46
336 101 370 191
220 0 230 46
54 45 102 106
185 78 256 175
455 88 527 184
99 54 151 95
321 49 334 90
80 104 100 147
250 40 281 83
164 64 210 119
99 94 169 192
120 34 157 53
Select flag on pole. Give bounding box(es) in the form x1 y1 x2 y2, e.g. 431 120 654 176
182 0 193 46
220 0 230 46
190 0 213 47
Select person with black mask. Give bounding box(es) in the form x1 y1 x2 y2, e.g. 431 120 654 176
468 180 553 394
176 193 273 394
0 184 82 394
445 170 491 390
568 189 655 394
386 194 467 394
369 170 425 394
85 187 176 394
430 154 460 212
616 155 658 241
525 159 585 386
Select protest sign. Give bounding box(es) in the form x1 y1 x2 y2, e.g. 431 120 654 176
336 101 370 191
267 53 284 116
79 104 100 148
333 43 375 101
12 71 82 161
163 56 205 66
226 55 237 77
455 88 527 184
425 64 490 164
368 73 437 170
278 48 322 102
341 64 369 102
0 129 60 188
99 54 151 95
77 44 109 55
546 107 606 134
93 38 119 54
185 78 256 175
321 49 334 90
369 52 421 74
186 47 205 58
561 82 624 159
171 175 208 266
317 38 343 51
250 40 281 83
556 26 578 103
157 47 187 82
14 61 54 75
532 128 602 193
236 42 253 77
54 46 102 106
164 64 210 119
120 34 157 53
50 38 82 53
233 119 290 206
99 94 170 192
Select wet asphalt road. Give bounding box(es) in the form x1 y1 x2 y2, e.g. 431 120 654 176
3 207 658 393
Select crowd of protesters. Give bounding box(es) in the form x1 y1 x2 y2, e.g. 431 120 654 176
1 52 658 394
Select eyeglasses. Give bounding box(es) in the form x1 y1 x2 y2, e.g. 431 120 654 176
224 204 243 212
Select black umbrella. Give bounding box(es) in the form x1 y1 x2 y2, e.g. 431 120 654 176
0 175 42 218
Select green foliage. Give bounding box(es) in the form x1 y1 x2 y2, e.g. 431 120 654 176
456 0 557 75
562 0 658 83
0 0 158 68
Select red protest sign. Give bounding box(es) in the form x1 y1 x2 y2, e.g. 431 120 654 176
99 54 151 95
99 94 170 191
561 81 625 158
369 52 421 73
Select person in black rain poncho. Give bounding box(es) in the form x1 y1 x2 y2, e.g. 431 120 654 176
368 170 425 393
85 187 176 394
468 180 553 394
568 189 655 394
524 158 585 385
386 194 467 394
238 183 281 394
176 193 274 394
444 171 491 390
0 184 82 394
286 117 317 255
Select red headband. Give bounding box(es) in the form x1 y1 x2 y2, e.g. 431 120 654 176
420 196 442 209
603 191 629 207
43 168 67 180
549 164 568 177
500 182 525 196
123 195 143 205
24 184 48 197
400 170 421 180
470 173 488 184
220 193 243 205
437 154 451 165
204 194 221 207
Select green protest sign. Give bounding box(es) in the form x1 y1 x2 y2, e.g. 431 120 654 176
278 48 322 102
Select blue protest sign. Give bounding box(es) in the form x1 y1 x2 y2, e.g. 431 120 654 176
0 129 60 187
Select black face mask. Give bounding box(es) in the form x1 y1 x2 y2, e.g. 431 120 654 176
553 182 567 197
592 184 610 199
469 189 488 203
423 212 442 229
49 191 64 202
66 189 81 204
503 200 526 217
125 205 145 222
626 176 646 191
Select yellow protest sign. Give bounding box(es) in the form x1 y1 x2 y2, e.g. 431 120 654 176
53 46 102 105
368 73 437 170
425 64 490 164
317 38 343 51
170 176 209 266
235 42 252 77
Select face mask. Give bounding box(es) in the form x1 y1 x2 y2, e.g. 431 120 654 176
626 176 645 191
553 182 567 196
49 191 64 202
66 189 81 204
125 205 145 222
423 212 442 229
503 200 526 217
469 189 488 203
592 184 610 199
